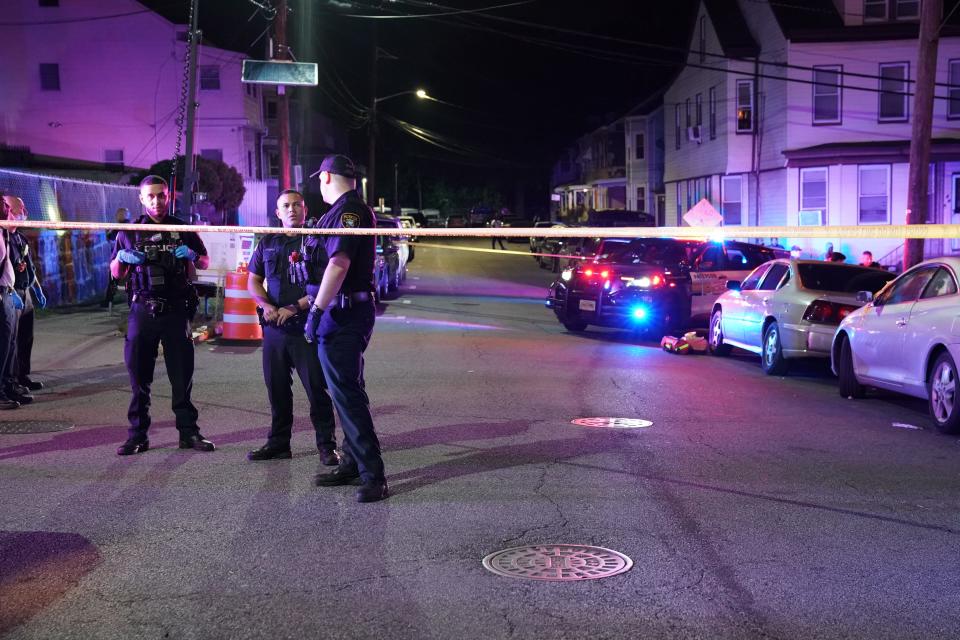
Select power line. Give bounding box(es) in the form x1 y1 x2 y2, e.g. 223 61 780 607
336 0 536 19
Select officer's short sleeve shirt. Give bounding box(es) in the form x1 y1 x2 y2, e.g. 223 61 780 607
318 191 376 293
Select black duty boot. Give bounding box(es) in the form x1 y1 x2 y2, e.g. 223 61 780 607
117 438 150 456
356 480 389 503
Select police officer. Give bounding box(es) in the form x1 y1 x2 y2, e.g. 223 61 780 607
305 155 388 503
110 175 214 455
0 192 25 411
3 195 48 393
246 190 339 464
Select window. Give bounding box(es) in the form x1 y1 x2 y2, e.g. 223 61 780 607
759 263 790 291
858 165 890 224
676 182 682 219
695 93 703 127
895 0 919 19
200 66 220 90
39 63 60 91
637 186 646 212
176 30 189 42
635 133 645 160
200 148 223 162
883 267 936 305
800 168 827 214
740 264 772 291
104 149 124 166
674 105 681 149
247 151 253 177
949 60 960 119
39 0 59 6
685 98 691 128
736 80 754 132
920 268 958 299
266 100 278 121
267 151 279 178
813 65 842 124
709 86 717 139
721 176 742 225
864 0 887 20
699 15 706 63
879 62 909 121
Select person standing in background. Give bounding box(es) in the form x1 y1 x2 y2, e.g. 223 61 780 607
0 192 26 410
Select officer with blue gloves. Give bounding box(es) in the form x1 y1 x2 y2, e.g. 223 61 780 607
306 155 388 503
110 175 212 456
3 194 48 395
0 193 27 409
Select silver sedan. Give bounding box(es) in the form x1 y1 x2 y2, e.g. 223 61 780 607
708 259 894 375
831 257 960 434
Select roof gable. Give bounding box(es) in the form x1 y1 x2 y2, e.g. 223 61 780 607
702 0 760 57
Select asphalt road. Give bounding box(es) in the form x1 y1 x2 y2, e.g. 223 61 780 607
2 237 959 640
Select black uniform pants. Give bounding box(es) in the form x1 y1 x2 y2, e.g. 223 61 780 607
13 288 34 382
0 293 15 394
124 301 199 441
262 324 336 450
316 301 384 484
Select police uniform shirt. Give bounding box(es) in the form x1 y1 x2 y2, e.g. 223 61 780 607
315 190 375 293
111 214 207 298
248 234 308 308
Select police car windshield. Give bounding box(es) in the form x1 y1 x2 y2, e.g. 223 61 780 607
598 238 690 266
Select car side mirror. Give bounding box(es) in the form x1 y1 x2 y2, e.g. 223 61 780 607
726 280 741 291
856 291 874 304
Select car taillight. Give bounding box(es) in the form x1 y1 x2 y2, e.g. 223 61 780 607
803 300 859 325
579 268 615 284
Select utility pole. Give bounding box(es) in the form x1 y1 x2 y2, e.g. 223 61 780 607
180 0 201 217
393 160 399 216
367 25 378 206
904 0 942 269
275 0 293 190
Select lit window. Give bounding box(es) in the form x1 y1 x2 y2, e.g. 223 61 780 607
878 62 909 121
721 175 742 225
812 65 842 124
858 165 890 224
735 80 754 132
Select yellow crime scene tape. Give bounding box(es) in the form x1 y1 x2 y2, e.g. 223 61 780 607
1 219 959 240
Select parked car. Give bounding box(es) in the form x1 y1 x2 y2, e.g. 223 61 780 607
376 234 404 298
708 259 895 375
831 258 960 433
376 215 412 270
529 220 560 254
546 237 703 334
445 213 467 228
397 215 419 242
373 252 389 302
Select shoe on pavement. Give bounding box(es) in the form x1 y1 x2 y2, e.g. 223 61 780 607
4 386 32 405
247 445 292 461
117 438 150 456
178 433 216 452
19 377 43 391
0 394 20 410
356 480 389 503
314 465 360 486
318 449 341 466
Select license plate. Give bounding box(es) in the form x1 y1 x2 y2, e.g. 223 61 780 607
578 299 596 312
640 296 653 303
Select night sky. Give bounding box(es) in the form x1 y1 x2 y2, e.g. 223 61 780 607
143 0 700 212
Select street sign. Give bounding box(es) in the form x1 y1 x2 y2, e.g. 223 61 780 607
683 198 723 227
241 60 318 86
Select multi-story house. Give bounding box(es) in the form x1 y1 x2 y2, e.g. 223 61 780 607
625 104 666 225
551 120 627 222
664 0 960 263
0 0 265 182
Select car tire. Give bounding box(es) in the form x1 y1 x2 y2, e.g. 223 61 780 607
708 310 732 357
928 351 960 434
408 246 415 263
837 336 865 399
562 318 588 332
761 321 789 376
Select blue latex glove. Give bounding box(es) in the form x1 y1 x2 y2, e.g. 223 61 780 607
303 307 323 344
31 284 46 309
117 249 146 265
11 291 23 311
174 245 197 261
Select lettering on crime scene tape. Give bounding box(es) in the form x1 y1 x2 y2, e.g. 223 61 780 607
4 220 960 240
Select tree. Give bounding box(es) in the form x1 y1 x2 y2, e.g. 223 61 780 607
138 156 245 217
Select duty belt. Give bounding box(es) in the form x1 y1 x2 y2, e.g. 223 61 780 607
131 294 188 316
331 291 374 309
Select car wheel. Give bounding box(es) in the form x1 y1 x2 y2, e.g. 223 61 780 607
929 351 960 434
837 336 865 399
562 318 588 332
761 321 789 375
708 310 732 356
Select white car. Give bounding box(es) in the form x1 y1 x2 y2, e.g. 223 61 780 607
831 257 960 434
709 259 894 375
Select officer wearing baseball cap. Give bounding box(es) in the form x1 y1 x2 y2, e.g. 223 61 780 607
304 154 388 502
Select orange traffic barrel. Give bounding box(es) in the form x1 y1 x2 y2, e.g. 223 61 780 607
221 267 262 341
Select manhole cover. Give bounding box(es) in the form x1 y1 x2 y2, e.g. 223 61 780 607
571 417 653 429
0 421 74 434
482 544 633 581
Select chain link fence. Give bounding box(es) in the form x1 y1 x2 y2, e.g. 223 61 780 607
0 169 141 307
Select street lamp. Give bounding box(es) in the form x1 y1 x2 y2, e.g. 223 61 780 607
368 88 429 207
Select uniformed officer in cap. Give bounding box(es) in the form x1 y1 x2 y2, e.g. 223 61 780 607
246 189 339 464
304 154 388 503
110 175 214 455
